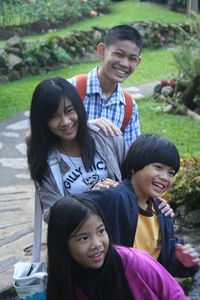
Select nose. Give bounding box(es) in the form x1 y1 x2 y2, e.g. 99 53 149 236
90 237 101 250
159 170 169 181
119 57 129 68
60 114 70 126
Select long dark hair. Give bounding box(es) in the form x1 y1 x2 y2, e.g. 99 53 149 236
27 77 95 184
47 195 133 300
121 133 180 179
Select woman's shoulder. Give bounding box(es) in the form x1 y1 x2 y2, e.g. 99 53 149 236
88 124 127 145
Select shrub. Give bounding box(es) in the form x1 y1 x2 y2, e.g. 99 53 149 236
153 14 200 115
0 0 110 27
163 154 200 212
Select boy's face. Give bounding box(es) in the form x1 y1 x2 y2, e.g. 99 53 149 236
97 40 141 85
131 163 175 202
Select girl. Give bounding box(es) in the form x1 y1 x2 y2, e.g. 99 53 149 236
28 77 172 223
27 77 128 222
47 195 186 300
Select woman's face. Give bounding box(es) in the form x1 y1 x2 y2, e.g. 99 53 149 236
48 98 78 145
68 214 109 269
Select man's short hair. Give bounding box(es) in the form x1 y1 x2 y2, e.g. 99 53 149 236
104 25 143 51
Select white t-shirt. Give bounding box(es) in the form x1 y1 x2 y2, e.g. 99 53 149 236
60 152 108 194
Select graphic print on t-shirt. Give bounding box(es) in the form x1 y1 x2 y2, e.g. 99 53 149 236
60 153 108 194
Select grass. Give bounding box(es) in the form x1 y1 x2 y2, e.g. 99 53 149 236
139 99 200 156
0 0 189 47
0 48 178 120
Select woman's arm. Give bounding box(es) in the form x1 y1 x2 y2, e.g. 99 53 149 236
36 170 65 223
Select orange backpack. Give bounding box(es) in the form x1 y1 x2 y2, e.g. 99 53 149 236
75 74 133 132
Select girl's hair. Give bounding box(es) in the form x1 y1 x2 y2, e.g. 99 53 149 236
47 195 132 300
121 133 180 179
27 77 95 184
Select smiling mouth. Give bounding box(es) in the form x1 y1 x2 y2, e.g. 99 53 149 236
88 249 105 261
113 67 128 76
61 125 75 133
152 182 166 192
89 251 103 258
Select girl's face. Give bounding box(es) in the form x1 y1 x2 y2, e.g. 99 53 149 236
47 98 78 145
68 214 109 269
131 162 175 202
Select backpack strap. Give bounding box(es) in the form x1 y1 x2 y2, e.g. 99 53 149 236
121 90 133 132
75 74 133 132
75 74 88 101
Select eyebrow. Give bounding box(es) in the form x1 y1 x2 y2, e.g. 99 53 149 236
74 223 104 238
114 48 139 57
63 104 74 110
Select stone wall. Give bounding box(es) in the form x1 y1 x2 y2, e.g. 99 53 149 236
0 22 192 84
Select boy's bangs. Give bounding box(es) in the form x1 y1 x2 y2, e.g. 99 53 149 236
146 146 180 174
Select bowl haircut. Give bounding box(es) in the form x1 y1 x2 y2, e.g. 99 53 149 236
121 133 180 180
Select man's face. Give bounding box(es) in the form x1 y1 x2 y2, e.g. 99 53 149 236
97 40 141 85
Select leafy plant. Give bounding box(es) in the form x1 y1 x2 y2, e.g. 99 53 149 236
0 0 110 27
163 154 200 211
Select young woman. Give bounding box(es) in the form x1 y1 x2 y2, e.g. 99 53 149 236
27 77 128 222
47 195 186 300
28 77 172 223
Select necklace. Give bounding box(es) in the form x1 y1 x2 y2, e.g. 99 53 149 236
60 146 100 189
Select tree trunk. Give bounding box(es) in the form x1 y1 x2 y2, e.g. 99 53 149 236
187 0 199 16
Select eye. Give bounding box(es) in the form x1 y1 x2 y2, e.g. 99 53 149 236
129 57 138 62
64 107 76 114
97 227 106 235
169 170 175 177
115 52 123 57
49 113 59 120
154 164 162 169
77 235 88 242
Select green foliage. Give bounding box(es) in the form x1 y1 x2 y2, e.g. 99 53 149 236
153 14 200 113
170 14 200 110
53 46 71 63
0 0 189 47
179 277 194 295
0 0 110 27
163 154 200 211
172 13 200 78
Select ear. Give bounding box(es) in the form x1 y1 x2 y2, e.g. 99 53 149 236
97 43 106 59
137 57 142 66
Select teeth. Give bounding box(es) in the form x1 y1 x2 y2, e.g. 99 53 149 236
114 67 127 75
117 70 126 75
90 252 101 258
153 183 164 189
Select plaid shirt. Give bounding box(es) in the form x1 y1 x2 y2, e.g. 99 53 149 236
68 67 140 146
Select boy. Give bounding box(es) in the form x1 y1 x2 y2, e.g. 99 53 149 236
68 25 142 146
83 134 200 277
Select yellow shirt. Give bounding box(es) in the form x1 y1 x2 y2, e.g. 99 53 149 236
133 204 161 260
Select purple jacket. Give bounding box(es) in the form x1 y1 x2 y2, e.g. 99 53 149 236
75 246 186 300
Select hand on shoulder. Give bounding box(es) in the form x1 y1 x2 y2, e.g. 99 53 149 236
88 118 122 137
91 178 119 190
